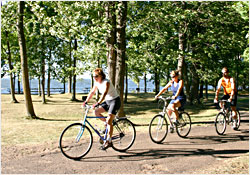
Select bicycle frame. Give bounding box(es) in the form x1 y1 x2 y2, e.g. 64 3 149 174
159 97 175 128
220 100 233 122
77 105 121 143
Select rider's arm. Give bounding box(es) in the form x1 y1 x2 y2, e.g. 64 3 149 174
85 85 98 103
155 81 172 98
174 80 184 99
97 81 110 104
215 78 222 100
229 77 236 99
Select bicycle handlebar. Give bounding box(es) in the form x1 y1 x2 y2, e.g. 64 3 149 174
82 104 93 109
157 96 172 101
220 99 231 102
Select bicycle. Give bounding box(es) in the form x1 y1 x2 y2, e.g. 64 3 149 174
149 96 191 144
59 104 136 160
214 100 240 135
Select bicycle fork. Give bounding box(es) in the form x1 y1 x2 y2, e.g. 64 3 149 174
76 125 85 143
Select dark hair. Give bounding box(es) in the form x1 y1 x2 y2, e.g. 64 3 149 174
171 70 179 77
93 68 106 80
222 67 229 73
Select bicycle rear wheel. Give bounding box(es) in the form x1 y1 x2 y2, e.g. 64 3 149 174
215 112 226 135
112 118 136 152
176 112 191 138
149 114 168 144
59 123 93 160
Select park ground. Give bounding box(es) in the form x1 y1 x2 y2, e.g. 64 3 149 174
1 91 249 174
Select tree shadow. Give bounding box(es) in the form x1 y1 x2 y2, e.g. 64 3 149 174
35 116 77 122
79 148 249 162
78 130 249 162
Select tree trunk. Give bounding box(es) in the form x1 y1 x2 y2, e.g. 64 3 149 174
17 1 36 118
6 31 18 103
189 64 199 104
47 48 51 97
106 1 117 86
124 63 128 103
177 32 185 78
199 81 204 99
115 1 127 117
205 81 208 99
17 71 21 94
63 78 66 94
41 55 46 104
137 80 140 93
236 53 240 91
68 40 72 93
71 39 77 101
95 57 100 101
38 76 41 96
91 74 94 88
13 73 16 92
144 72 147 93
154 70 160 95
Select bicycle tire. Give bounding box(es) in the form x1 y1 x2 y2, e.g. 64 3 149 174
236 110 241 129
59 123 93 160
149 114 168 144
111 118 136 152
176 112 191 138
215 112 226 135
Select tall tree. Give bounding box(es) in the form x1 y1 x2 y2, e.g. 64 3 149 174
115 1 127 117
71 38 77 101
5 31 18 103
106 2 117 86
17 1 36 118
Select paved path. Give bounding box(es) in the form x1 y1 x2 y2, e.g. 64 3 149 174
2 113 249 174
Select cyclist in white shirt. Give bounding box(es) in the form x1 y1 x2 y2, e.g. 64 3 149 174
83 68 121 150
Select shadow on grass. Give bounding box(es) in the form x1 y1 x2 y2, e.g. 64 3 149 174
124 93 249 117
34 116 77 122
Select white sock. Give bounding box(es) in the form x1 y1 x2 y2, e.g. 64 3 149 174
106 125 111 142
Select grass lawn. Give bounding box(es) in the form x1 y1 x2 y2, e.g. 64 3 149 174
1 91 249 146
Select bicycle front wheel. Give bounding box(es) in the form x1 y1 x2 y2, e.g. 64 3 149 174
215 112 226 135
59 123 93 160
112 118 136 152
176 112 191 138
236 110 241 129
149 115 168 144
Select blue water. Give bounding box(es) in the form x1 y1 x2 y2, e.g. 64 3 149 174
1 78 162 94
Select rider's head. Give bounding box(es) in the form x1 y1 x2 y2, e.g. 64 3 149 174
222 67 229 78
93 68 106 83
170 70 179 80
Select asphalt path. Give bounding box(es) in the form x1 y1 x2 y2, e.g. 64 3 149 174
2 112 249 174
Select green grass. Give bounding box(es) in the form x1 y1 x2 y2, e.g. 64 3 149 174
1 91 249 146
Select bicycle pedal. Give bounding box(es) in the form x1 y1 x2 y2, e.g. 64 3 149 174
99 146 108 151
170 127 174 133
100 141 112 151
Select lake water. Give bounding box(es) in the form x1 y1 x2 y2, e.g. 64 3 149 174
1 78 163 94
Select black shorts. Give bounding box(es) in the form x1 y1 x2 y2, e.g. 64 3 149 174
221 92 237 107
100 96 121 115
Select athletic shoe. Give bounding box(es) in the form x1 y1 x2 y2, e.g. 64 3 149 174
170 126 174 133
100 141 112 151
232 120 237 130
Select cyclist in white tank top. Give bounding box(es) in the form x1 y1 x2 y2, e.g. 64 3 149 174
83 68 121 150
94 79 119 101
